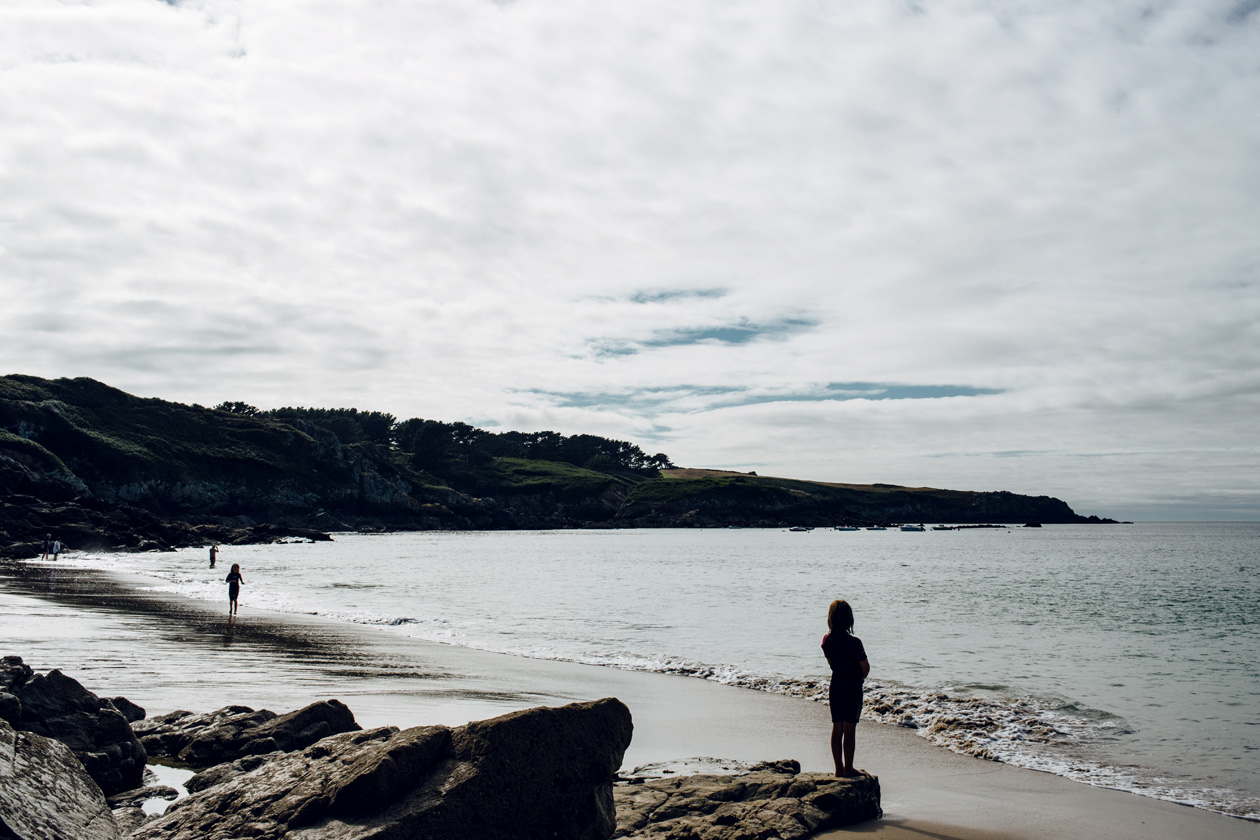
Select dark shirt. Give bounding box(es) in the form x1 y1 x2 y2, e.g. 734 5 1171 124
822 632 867 688
225 571 243 585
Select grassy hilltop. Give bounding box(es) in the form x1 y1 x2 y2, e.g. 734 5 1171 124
0 375 1108 555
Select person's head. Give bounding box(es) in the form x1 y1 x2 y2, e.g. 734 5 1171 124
827 599 855 635
231 563 240 573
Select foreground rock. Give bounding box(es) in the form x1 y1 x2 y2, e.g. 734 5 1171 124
0 655 147 795
0 719 123 840
134 699 360 766
613 760 881 840
133 697 633 840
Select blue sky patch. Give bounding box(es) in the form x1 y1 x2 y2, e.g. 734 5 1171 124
642 317 818 348
629 288 727 304
824 382 1002 400
525 381 1002 413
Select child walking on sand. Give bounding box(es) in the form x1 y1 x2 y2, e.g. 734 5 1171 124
822 599 870 777
225 563 244 615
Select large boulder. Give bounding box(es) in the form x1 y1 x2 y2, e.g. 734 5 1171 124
0 718 123 840
0 655 147 795
133 699 361 766
613 760 881 840
133 697 633 840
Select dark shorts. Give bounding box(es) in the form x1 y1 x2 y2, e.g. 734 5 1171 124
829 679 863 724
229 583 240 601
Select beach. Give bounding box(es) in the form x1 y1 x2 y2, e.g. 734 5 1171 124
2 557 1256 840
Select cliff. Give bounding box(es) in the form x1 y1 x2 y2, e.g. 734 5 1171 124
0 374 1112 555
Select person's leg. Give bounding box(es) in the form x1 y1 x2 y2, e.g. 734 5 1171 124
841 721 857 775
830 723 844 775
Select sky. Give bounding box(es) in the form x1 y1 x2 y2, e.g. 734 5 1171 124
2 0 1258 521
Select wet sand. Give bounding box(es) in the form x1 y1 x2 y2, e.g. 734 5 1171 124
2 559 1256 840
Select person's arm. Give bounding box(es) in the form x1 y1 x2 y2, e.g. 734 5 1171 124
860 659 870 681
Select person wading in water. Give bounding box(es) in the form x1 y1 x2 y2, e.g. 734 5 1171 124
225 563 244 615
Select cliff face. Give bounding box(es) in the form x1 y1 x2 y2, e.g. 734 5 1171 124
0 375 1110 555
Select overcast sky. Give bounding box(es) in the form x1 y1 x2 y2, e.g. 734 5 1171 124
3 0 1258 521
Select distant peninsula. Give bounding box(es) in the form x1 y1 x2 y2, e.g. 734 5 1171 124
0 375 1115 557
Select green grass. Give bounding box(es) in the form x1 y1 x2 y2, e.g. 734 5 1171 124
455 457 626 498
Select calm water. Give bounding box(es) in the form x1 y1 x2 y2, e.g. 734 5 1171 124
14 523 1260 819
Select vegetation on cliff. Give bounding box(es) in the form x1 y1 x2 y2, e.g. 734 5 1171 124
0 374 1110 555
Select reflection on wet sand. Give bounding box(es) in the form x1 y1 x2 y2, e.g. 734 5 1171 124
0 559 549 726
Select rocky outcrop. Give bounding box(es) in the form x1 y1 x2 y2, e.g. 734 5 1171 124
613 760 881 840
0 656 147 795
134 699 360 766
1 375 1115 551
134 697 633 840
0 718 123 840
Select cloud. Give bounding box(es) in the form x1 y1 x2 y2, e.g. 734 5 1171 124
2 0 1259 519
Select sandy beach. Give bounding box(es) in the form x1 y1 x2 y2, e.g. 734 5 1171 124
2 559 1256 840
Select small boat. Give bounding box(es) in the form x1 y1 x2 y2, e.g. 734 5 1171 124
788 526 813 532
866 526 886 531
901 524 925 532
931 525 955 531
833 526 859 532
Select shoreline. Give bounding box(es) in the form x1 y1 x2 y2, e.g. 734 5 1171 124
1 559 1257 840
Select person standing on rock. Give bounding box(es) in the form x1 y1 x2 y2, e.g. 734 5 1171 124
51 538 62 561
822 599 869 778
225 563 244 615
209 544 218 568
40 534 51 560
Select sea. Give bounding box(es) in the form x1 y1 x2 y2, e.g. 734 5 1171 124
4 523 1258 820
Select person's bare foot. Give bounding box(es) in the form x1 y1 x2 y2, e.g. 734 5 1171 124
837 768 861 777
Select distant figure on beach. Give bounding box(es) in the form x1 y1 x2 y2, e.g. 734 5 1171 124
40 534 51 560
822 598 869 778
209 544 218 568
225 563 244 615
51 538 62 561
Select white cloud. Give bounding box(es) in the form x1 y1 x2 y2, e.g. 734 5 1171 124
2 0 1258 519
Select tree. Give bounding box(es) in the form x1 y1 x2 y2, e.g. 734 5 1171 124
214 401 260 416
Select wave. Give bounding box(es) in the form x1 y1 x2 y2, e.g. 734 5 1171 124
23 552 1259 822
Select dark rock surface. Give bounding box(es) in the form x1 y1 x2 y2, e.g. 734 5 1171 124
133 697 633 840
0 655 147 795
0 718 123 840
613 760 881 840
134 699 360 766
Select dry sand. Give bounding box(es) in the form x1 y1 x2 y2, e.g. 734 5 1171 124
2 561 1256 840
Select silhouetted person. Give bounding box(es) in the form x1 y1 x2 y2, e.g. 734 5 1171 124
40 534 51 560
51 538 61 561
209 544 218 568
225 563 244 615
822 599 869 777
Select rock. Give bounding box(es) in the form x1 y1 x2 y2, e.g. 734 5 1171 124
111 806 151 837
0 718 123 840
612 760 881 840
132 697 633 840
106 773 183 835
107 695 147 723
106 784 181 810
0 656 147 795
133 699 361 766
183 750 286 794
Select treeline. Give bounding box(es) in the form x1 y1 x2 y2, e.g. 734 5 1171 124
213 403 673 476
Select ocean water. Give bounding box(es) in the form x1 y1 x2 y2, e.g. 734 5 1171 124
10 523 1260 820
